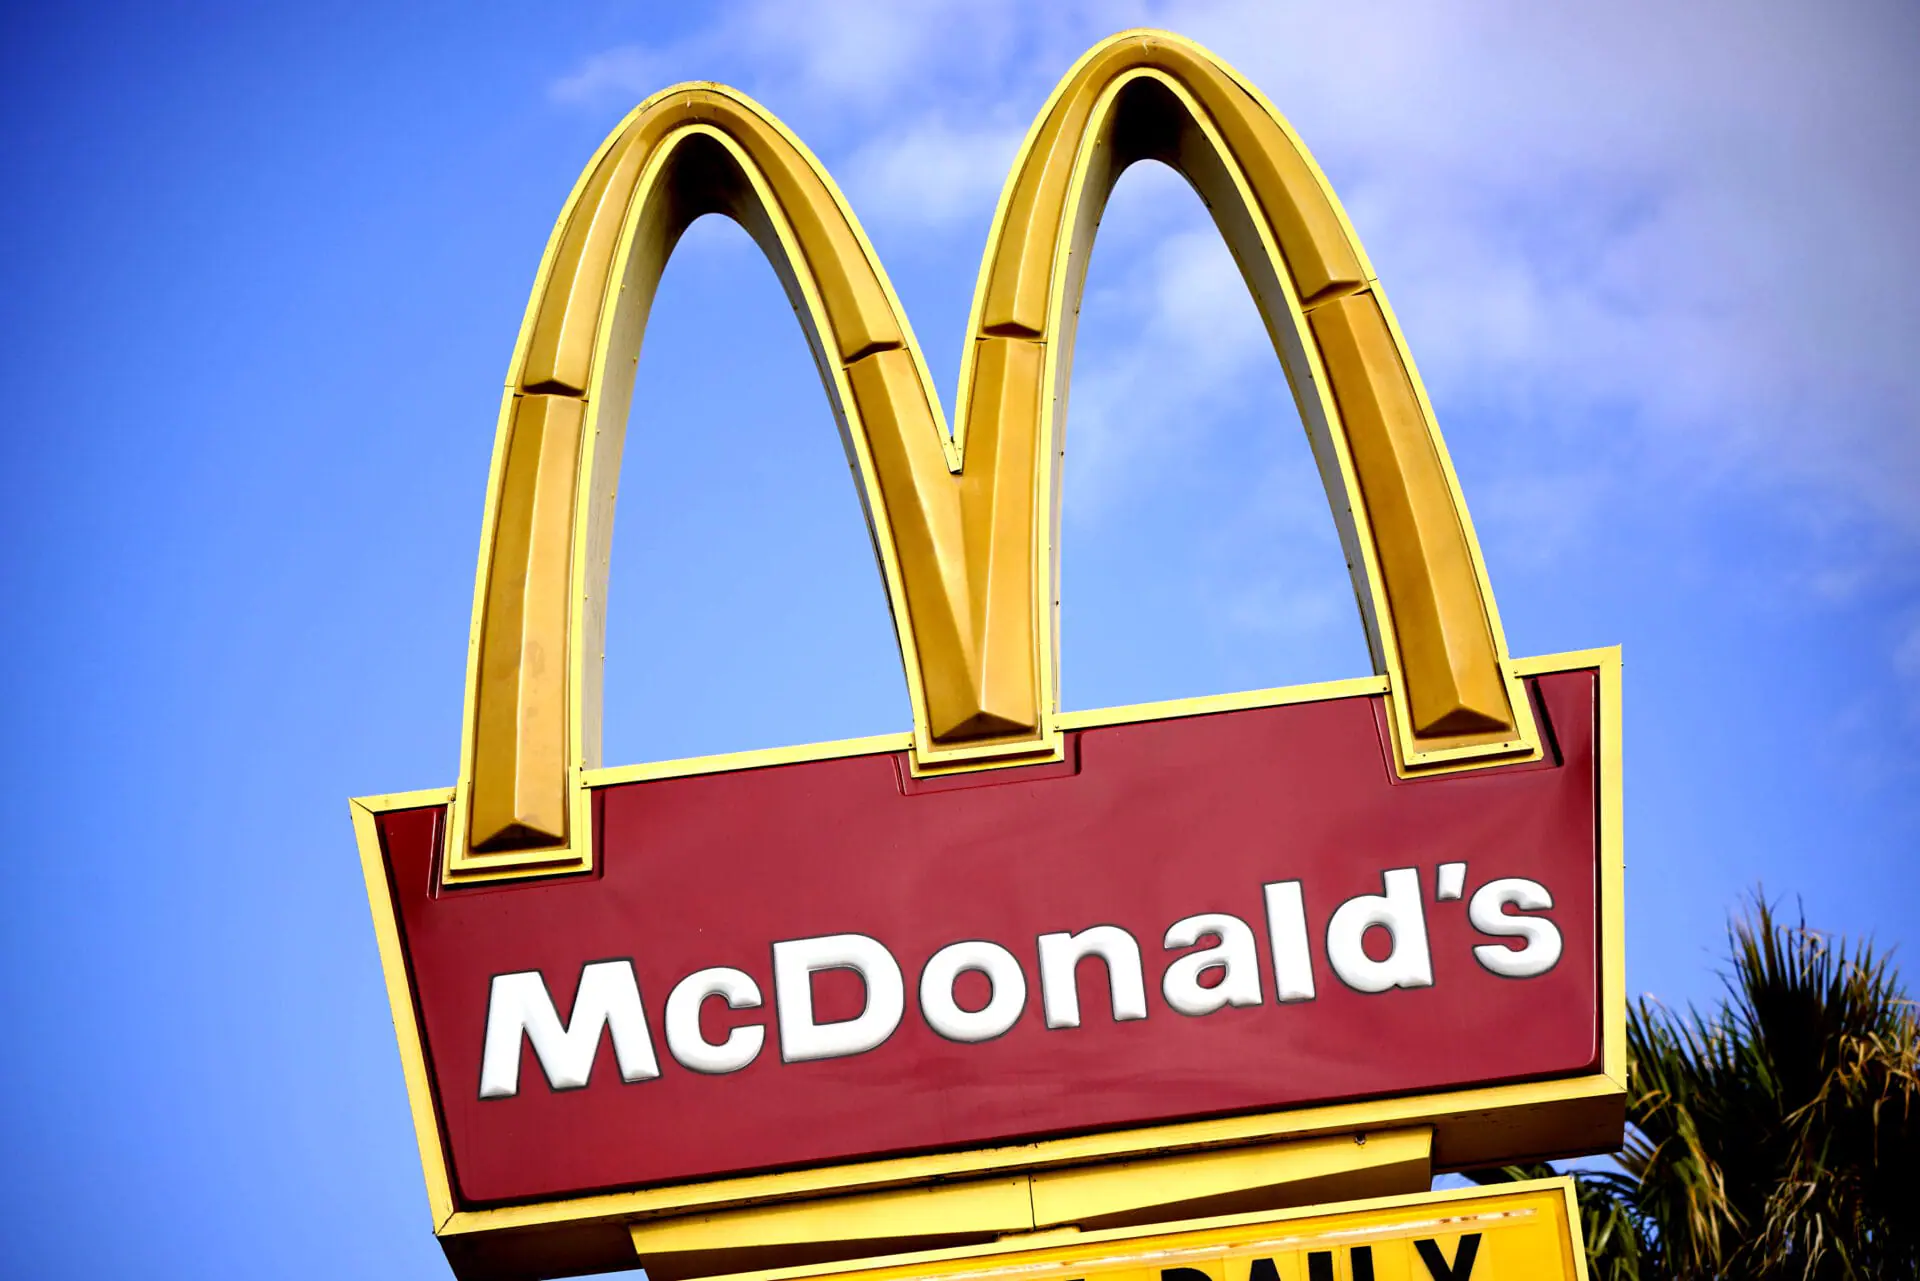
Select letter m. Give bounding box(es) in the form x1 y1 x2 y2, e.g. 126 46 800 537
478 960 661 1098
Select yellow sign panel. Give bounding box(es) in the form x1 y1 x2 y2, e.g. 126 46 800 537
740 1182 1584 1281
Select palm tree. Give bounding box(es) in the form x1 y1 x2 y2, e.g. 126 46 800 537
1469 897 1918 1279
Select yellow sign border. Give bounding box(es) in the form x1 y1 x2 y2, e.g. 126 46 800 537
351 646 1622 1256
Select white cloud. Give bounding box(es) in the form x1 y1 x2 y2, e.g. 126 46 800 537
548 0 1920 570
1470 472 1612 572
1896 618 1920 725
1163 0 1920 543
1067 203 1274 513
548 44 664 105
546 0 1011 119
842 119 1026 228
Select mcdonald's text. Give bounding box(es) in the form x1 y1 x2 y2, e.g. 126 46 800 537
476 864 1564 1097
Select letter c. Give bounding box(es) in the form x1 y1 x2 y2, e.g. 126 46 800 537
664 967 765 1074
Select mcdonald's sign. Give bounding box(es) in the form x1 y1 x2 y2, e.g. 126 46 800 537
353 30 1623 1281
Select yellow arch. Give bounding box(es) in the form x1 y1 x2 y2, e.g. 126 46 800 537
448 30 1538 880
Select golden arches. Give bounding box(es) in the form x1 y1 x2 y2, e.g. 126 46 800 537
447 30 1538 881
951 31 1537 781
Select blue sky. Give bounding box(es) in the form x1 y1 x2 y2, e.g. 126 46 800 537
2 2 1916 1277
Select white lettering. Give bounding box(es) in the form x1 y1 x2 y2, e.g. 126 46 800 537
664 966 765 1074
1326 868 1434 993
1038 926 1148 1028
1262 880 1317 1003
772 934 904 1063
1162 912 1263 1015
478 961 660 1098
1469 878 1563 978
919 940 1027 1042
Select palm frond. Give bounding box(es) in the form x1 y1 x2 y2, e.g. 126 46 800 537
1621 894 1918 1279
1465 894 1917 1281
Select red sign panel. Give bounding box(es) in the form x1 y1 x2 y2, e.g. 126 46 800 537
373 670 1602 1207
